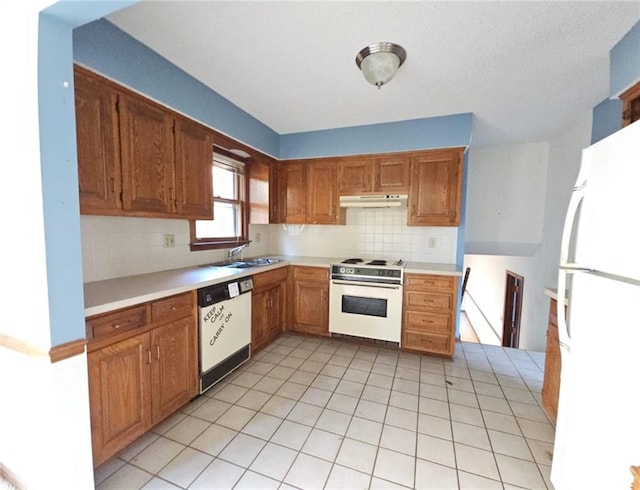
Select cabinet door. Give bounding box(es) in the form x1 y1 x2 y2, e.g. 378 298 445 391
408 149 463 226
266 281 286 339
291 268 329 336
74 67 122 214
307 160 340 224
281 161 307 223
150 318 197 424
173 117 213 219
338 158 373 194
119 94 175 215
269 162 283 223
88 333 151 466
375 156 410 193
252 289 269 351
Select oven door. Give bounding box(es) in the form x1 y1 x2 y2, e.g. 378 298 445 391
329 279 402 343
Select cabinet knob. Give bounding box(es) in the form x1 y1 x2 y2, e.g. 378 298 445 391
113 324 120 329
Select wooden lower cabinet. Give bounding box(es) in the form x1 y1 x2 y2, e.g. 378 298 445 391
87 292 198 466
542 298 562 425
289 266 329 336
402 273 458 357
252 267 288 352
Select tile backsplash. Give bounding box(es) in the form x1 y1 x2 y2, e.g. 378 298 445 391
81 208 457 282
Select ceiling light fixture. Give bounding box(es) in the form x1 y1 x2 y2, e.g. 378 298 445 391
355 42 407 89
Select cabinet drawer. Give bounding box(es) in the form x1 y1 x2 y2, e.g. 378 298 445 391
292 266 328 281
405 274 455 291
404 310 452 335
87 305 148 340
403 329 453 356
253 267 288 289
404 290 454 312
151 292 194 324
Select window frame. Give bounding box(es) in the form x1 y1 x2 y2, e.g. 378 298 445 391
190 147 250 251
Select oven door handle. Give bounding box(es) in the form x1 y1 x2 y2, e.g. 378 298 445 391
331 280 401 290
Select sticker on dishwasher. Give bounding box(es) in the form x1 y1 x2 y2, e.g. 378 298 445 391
204 303 233 346
228 282 240 298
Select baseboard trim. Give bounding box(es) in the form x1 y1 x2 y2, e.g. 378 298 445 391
0 334 86 363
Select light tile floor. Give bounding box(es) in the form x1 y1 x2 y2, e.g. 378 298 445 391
95 333 554 490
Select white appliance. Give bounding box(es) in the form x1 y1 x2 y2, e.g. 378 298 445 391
329 258 405 343
553 121 640 489
197 277 253 393
339 194 408 208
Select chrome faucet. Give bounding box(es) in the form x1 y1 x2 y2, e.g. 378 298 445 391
228 243 248 260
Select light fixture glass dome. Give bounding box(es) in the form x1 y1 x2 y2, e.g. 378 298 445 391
356 42 407 89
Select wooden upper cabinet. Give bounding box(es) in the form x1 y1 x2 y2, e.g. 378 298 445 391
338 155 410 194
119 93 175 215
375 156 410 193
281 161 307 223
408 148 464 226
620 81 640 127
307 160 342 224
338 158 374 194
173 116 213 219
74 66 122 214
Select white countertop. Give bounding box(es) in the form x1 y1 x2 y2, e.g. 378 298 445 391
84 256 462 317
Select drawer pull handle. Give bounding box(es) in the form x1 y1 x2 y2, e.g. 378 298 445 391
156 345 160 359
171 306 176 311
147 350 152 364
114 324 120 329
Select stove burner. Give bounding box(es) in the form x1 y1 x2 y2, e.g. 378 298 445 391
342 258 364 264
367 260 387 266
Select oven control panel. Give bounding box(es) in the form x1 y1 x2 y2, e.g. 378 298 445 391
330 265 403 284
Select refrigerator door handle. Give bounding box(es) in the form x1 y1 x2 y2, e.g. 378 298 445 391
559 179 586 268
556 268 571 355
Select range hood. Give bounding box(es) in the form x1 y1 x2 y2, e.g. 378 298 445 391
339 194 408 208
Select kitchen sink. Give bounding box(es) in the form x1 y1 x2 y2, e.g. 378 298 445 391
210 258 281 269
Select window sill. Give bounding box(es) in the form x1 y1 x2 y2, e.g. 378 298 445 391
190 239 250 252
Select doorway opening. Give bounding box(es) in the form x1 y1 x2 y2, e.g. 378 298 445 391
502 270 524 348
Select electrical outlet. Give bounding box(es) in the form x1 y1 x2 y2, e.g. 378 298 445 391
255 232 261 243
163 234 175 248
428 236 437 248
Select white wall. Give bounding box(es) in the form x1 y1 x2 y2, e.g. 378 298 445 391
81 208 457 282
466 142 550 255
463 113 593 351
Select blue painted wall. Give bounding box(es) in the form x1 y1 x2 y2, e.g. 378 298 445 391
39 3 137 345
591 98 623 144
74 19 280 157
610 21 640 97
280 114 472 159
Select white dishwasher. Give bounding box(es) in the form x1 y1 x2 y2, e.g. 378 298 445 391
197 276 253 394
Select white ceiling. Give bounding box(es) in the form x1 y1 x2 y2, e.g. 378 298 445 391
107 1 639 148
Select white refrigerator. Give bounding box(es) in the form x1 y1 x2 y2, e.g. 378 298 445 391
552 120 640 489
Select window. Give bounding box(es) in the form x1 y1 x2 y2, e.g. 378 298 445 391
190 150 248 250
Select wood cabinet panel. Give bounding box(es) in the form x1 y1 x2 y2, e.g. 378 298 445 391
281 161 307 223
119 93 175 215
88 333 151 466
375 156 410 192
74 66 122 214
542 298 563 425
173 116 213 219
408 149 463 226
290 266 329 336
620 81 640 127
86 292 197 466
402 272 458 357
150 317 197 423
338 158 374 194
252 268 287 353
307 160 341 224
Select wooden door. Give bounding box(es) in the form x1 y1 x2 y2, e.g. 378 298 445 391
150 318 197 424
87 333 151 466
292 280 328 335
408 149 463 226
173 116 213 219
502 271 523 348
338 158 373 194
251 289 269 351
375 156 410 193
307 160 339 224
119 93 175 215
74 66 122 214
281 161 306 223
